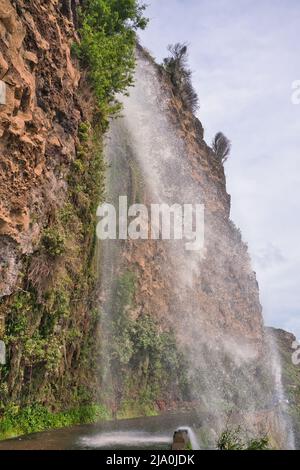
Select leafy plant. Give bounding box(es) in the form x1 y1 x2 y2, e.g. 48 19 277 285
217 426 244 450
74 0 148 113
246 436 270 450
110 271 189 409
212 132 231 163
41 228 65 258
217 426 270 450
0 403 110 440
78 121 91 143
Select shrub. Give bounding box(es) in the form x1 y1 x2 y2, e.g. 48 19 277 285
0 403 110 440
212 132 231 163
217 426 244 450
41 228 65 258
246 436 270 450
163 43 199 113
74 0 148 113
5 292 32 337
217 426 269 450
78 121 91 143
110 271 189 405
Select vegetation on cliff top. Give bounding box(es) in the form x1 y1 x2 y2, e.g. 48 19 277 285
162 43 199 114
74 0 148 114
162 43 232 164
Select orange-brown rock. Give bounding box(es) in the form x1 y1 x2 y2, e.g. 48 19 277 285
0 0 81 296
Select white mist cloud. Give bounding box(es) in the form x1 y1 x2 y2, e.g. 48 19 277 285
139 0 300 338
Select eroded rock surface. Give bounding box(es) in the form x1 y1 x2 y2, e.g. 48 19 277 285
0 0 81 296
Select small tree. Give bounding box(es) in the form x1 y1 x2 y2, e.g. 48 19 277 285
163 43 199 113
74 0 148 112
212 132 231 163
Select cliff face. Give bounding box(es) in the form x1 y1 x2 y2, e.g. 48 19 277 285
0 0 80 296
0 0 104 427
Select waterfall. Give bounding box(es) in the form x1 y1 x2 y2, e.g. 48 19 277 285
266 332 295 449
176 427 201 450
99 47 294 448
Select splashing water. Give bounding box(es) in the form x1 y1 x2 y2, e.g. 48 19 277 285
177 427 201 450
80 431 171 449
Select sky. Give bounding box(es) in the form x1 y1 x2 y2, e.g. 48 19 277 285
138 0 300 338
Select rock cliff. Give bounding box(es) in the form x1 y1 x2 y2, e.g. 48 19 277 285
0 0 81 296
0 0 104 432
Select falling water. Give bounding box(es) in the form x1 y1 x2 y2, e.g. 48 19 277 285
266 332 295 449
99 47 294 448
80 431 172 449
177 427 201 450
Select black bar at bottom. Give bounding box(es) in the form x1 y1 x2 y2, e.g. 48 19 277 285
0 450 297 467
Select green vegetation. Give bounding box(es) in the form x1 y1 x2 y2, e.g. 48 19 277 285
41 228 65 258
116 399 158 420
246 436 270 450
109 271 189 414
162 43 199 113
217 426 270 450
0 403 110 441
74 0 148 114
69 120 106 224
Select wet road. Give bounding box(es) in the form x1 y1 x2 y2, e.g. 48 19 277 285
0 412 200 450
